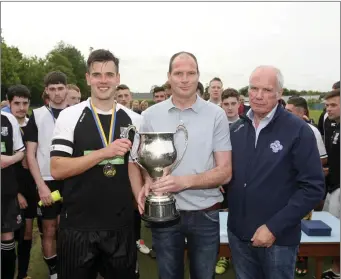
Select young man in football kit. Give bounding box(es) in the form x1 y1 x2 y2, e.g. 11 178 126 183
1 110 25 278
50 49 143 278
7 84 41 279
26 71 68 279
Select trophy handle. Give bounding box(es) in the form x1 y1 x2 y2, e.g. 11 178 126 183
171 124 188 172
121 125 146 171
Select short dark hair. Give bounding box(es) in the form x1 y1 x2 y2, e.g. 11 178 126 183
116 84 130 91
153 86 165 96
196 82 204 96
7 85 31 102
332 81 340 90
221 88 239 102
287 96 308 112
87 49 119 73
168 51 199 73
325 89 340 100
44 71 67 87
209 77 223 86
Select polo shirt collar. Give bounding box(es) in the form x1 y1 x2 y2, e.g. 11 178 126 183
165 95 205 113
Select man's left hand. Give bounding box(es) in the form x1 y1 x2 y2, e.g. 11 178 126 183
150 175 188 194
251 225 276 248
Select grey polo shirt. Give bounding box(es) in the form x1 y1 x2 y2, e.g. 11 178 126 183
139 96 232 210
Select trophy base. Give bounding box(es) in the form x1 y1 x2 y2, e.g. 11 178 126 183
141 212 180 224
142 193 180 225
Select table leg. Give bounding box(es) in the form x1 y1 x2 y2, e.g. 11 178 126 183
315 257 323 279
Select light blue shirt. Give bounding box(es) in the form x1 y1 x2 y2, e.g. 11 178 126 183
1 105 11 113
139 96 232 210
246 105 278 146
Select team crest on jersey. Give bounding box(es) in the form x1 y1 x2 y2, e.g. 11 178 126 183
270 140 283 153
1 127 8 136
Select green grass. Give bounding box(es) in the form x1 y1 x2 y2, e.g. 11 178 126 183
310 110 322 124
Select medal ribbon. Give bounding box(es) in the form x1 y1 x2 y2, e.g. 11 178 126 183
90 101 117 147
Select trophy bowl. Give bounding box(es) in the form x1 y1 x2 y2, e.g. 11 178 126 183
122 125 188 223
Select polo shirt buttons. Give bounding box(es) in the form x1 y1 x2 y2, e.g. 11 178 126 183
244 183 247 187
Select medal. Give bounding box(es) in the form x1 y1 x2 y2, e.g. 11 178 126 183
90 100 117 177
103 163 116 177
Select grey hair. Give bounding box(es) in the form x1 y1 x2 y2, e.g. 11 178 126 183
249 65 284 91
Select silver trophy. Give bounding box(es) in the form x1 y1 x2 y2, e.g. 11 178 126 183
122 124 188 223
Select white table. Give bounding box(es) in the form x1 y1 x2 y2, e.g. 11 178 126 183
218 211 340 279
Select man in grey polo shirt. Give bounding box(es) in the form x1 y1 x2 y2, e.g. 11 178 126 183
137 51 232 279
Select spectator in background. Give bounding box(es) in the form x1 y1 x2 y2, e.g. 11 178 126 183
163 82 172 99
321 89 340 279
203 85 210 101
152 86 166 104
66 84 81 106
286 96 328 276
140 100 149 111
208 77 223 105
221 88 240 125
1 109 25 279
196 81 204 98
238 94 250 115
26 71 69 279
318 81 339 139
215 87 240 275
42 91 49 106
7 84 38 279
116 84 132 108
131 100 141 114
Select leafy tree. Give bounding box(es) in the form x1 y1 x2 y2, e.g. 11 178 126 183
239 86 249 96
1 41 22 92
45 50 76 83
18 56 47 104
52 41 89 97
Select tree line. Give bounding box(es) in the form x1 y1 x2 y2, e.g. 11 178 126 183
1 37 88 105
1 36 327 105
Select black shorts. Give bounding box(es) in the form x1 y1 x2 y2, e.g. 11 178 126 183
38 180 64 220
20 192 39 219
57 227 137 279
1 196 23 233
